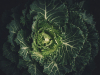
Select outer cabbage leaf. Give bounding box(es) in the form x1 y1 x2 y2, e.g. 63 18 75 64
6 20 21 46
28 63 44 75
15 29 31 61
30 0 68 28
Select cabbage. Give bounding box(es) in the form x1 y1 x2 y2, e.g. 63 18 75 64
0 0 99 75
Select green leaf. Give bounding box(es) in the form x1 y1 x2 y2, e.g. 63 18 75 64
17 58 31 69
30 0 68 25
54 24 85 65
68 11 88 40
6 20 21 46
73 41 91 72
30 51 44 64
79 11 95 25
18 46 31 61
43 61 67 75
20 16 26 25
14 29 27 46
15 30 31 61
86 23 99 60
28 63 43 75
20 9 27 26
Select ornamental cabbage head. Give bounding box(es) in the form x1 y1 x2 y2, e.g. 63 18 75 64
0 0 99 75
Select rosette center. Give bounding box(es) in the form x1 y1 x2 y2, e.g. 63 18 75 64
37 31 53 47
32 21 62 57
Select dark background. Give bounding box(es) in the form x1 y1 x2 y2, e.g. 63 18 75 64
0 0 100 75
